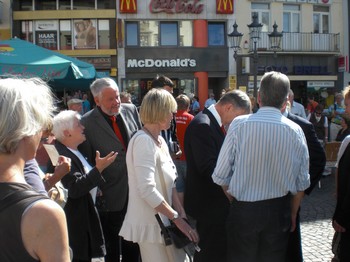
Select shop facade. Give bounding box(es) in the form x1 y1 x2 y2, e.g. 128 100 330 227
117 0 234 107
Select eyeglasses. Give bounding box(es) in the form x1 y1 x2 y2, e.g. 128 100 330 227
315 112 322 115
40 137 49 143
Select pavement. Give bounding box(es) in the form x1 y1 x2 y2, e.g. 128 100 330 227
300 173 337 262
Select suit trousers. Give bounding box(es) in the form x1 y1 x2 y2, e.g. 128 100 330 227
286 209 303 262
226 195 291 262
99 210 140 262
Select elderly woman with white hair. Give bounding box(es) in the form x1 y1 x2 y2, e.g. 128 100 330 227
0 77 71 261
50 110 117 262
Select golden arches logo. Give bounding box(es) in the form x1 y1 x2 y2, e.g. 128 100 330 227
217 0 233 12
120 0 136 12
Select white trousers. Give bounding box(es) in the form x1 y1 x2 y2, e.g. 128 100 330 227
139 241 189 262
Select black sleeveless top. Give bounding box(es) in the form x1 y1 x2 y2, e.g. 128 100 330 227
0 182 48 262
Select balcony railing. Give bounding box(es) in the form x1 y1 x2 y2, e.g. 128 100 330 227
250 32 340 53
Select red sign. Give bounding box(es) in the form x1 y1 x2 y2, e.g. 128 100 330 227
216 0 233 14
120 0 137 13
149 0 204 14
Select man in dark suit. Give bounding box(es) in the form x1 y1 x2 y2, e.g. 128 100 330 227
184 90 251 262
79 78 142 262
285 107 326 262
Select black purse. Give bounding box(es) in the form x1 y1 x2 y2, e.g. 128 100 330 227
155 214 191 248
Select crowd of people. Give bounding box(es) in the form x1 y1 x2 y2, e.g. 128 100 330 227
0 72 349 262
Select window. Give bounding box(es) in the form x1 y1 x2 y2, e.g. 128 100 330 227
208 22 225 46
35 0 57 10
73 19 97 49
21 21 33 42
19 0 33 11
98 20 110 49
73 0 95 10
160 22 178 46
59 0 72 10
283 5 300 33
251 3 270 32
60 20 72 50
126 21 192 47
126 22 138 46
179 21 192 46
313 6 329 34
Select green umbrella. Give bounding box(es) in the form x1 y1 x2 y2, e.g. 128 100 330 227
0 38 96 91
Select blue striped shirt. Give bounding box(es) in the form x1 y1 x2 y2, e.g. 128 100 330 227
212 107 310 202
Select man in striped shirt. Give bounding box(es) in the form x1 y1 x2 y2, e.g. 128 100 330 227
212 71 310 262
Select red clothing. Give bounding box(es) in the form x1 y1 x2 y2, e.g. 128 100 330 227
175 110 194 161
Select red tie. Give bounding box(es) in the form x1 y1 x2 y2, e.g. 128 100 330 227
221 125 226 135
109 116 126 149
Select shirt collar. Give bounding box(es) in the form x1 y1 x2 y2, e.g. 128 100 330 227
208 104 222 126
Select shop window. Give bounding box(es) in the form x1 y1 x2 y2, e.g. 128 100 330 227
73 0 95 10
73 19 97 49
97 0 114 9
35 0 57 10
98 20 110 49
160 22 178 46
35 20 59 50
208 22 225 46
60 20 72 50
20 21 33 42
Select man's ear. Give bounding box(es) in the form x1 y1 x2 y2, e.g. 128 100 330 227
94 96 100 106
63 130 71 138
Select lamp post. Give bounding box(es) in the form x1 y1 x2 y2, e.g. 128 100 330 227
228 14 283 100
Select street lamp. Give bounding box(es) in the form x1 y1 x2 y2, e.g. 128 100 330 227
228 14 283 100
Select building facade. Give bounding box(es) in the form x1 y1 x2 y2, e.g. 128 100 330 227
1 0 347 108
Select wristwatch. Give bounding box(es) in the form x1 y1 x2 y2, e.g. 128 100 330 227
171 211 179 221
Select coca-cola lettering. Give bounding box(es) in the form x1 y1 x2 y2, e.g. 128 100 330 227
149 0 204 14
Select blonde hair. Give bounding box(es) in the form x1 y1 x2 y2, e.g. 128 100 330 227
343 85 350 100
0 78 56 154
140 89 177 124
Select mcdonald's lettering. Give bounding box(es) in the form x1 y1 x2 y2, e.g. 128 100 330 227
120 0 137 13
216 0 233 14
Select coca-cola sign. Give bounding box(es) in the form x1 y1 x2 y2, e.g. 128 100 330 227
149 0 204 14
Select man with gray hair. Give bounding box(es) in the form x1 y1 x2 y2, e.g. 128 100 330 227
288 89 307 119
212 71 310 262
184 90 251 262
79 78 142 262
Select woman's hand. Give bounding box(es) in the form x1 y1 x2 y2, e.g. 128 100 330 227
173 217 199 244
95 150 118 173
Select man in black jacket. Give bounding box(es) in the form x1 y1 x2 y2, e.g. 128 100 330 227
284 105 326 262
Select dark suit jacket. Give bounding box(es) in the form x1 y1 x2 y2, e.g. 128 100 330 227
287 112 326 195
184 108 230 221
53 141 106 260
79 103 142 211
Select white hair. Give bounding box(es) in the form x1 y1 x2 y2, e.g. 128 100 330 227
0 78 56 154
90 77 119 98
52 110 81 141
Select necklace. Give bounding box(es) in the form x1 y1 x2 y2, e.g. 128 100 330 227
142 127 162 147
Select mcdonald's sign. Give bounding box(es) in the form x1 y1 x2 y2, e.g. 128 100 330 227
120 0 137 13
216 0 233 14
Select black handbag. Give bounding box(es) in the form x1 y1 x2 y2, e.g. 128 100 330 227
155 214 191 248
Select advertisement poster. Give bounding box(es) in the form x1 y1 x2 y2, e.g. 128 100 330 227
74 19 97 49
35 20 58 50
